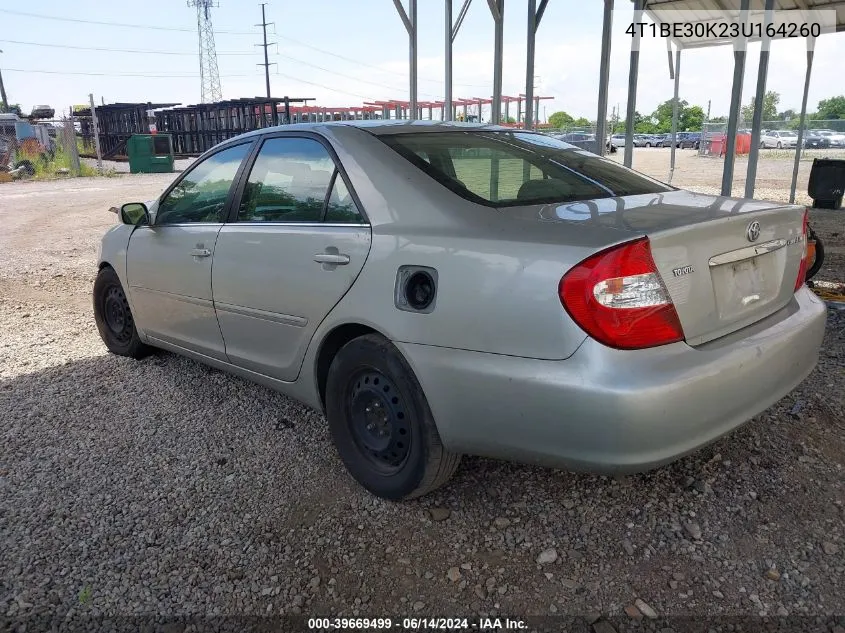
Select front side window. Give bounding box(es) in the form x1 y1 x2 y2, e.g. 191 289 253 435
238 137 335 223
156 143 251 225
380 131 672 208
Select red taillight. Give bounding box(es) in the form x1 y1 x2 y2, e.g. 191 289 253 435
794 208 810 292
559 237 685 350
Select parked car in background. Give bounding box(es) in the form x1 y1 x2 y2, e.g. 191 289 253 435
761 130 798 149
679 132 701 149
557 132 597 152
803 131 831 149
29 105 55 120
609 134 627 149
94 121 826 500
813 129 845 147
632 134 652 147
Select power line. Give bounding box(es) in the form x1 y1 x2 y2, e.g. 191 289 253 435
277 34 489 89
0 8 255 35
1 68 258 78
0 39 255 56
0 8 490 90
275 51 441 99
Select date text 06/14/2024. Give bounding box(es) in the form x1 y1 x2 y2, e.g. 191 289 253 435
626 20 822 39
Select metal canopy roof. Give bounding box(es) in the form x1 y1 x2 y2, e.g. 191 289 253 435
644 0 845 49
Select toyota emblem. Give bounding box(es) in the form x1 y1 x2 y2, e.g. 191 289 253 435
746 220 761 242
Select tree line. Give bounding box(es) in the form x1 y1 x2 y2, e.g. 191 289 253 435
546 92 845 133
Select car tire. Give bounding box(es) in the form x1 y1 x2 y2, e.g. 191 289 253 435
644 142 651 148
777 141 782 149
325 333 461 500
93 266 151 359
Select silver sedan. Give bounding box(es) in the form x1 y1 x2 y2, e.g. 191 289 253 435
95 122 826 500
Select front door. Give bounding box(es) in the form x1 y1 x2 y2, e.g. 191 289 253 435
126 142 253 360
212 135 371 381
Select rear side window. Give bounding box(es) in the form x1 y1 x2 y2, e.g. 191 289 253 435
238 137 335 223
380 131 672 208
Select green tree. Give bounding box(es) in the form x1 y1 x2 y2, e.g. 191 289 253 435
740 91 780 123
816 95 845 120
652 98 686 132
572 117 591 128
709 115 728 123
680 105 705 131
548 111 574 128
778 109 796 120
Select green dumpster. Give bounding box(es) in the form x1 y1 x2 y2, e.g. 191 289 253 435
126 134 174 174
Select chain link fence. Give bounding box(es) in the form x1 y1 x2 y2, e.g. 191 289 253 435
698 119 845 160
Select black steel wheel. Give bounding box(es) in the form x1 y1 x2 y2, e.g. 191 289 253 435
326 334 461 500
347 370 411 473
93 266 150 358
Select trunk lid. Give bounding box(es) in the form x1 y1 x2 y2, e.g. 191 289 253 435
519 190 807 345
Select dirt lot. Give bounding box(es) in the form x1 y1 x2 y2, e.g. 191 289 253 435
1 155 844 631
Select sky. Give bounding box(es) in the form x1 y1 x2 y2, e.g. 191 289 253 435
0 1 843 122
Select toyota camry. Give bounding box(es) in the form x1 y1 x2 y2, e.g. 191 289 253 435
95 121 826 500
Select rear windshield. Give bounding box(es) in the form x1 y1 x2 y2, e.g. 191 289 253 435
380 131 673 208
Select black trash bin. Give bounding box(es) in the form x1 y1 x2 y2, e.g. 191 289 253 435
807 158 845 209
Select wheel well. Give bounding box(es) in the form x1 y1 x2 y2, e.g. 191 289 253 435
316 323 379 409
98 262 113 271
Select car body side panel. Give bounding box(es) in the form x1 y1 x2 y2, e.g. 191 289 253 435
212 224 372 381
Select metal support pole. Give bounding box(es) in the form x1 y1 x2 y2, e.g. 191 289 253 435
790 39 815 204
445 0 453 121
490 0 504 124
88 93 103 173
595 0 613 155
623 0 643 168
721 0 750 197
517 98 522 126
745 0 775 198
525 0 536 130
669 49 681 184
410 0 417 119
0 49 8 112
393 0 417 119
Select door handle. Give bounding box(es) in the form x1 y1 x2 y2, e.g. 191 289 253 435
190 248 212 258
313 252 350 265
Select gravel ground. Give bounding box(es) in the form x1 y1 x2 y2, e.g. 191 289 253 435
1 166 844 632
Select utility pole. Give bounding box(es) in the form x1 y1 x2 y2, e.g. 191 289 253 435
0 49 8 113
256 3 276 98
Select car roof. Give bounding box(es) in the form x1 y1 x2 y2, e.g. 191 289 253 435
222 120 537 144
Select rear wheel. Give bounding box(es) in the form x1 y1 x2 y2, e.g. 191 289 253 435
777 141 783 149
93 266 150 358
325 334 461 500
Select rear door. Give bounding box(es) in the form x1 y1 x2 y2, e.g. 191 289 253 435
212 134 371 381
126 141 253 359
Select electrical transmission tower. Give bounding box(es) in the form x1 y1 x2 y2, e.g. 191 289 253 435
188 0 223 103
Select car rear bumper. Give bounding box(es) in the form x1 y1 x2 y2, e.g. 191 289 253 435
397 287 826 473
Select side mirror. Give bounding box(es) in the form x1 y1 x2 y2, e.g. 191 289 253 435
119 202 149 226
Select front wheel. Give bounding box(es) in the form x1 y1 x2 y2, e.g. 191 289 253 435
777 141 782 149
93 266 151 358
325 334 461 500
